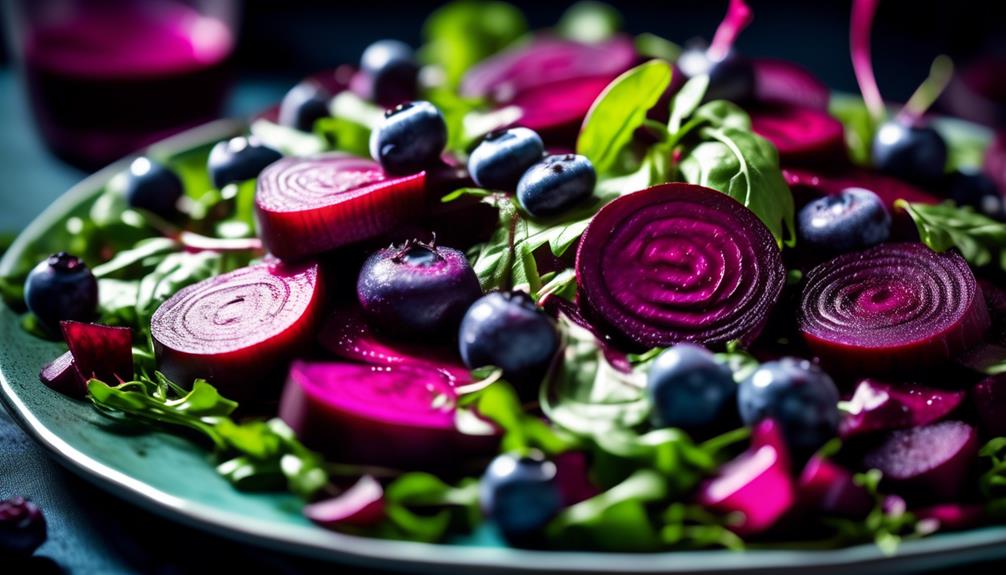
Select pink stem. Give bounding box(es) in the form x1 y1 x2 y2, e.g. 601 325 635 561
851 0 886 122
708 0 754 62
179 231 264 253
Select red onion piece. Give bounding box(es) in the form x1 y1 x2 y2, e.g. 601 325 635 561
304 475 385 529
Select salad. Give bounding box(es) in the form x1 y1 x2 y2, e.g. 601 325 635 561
4 0 1006 555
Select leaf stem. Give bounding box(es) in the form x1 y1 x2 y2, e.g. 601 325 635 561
708 0 754 61
850 0 886 123
897 55 954 126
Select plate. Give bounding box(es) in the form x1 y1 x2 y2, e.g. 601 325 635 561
2 117 1006 575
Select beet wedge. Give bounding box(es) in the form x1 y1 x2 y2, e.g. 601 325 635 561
749 105 846 167
576 183 785 348
60 321 133 385
39 350 86 399
840 379 965 439
752 59 830 111
797 455 872 518
151 261 324 399
255 154 427 261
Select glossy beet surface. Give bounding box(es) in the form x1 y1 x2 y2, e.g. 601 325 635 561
357 239 482 338
208 136 282 189
369 101 447 175
798 456 872 518
480 453 563 545
358 39 419 107
468 128 544 191
840 379 965 439
151 261 324 398
872 121 948 184
749 105 846 167
646 344 737 431
516 154 596 217
799 243 990 373
576 183 785 348
0 497 47 556
61 321 133 385
255 154 426 260
278 81 331 132
24 252 98 334
797 187 890 254
39 350 85 398
123 157 184 217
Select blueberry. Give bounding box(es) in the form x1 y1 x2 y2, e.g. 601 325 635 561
369 101 447 175
208 136 282 189
677 45 755 102
123 157 183 217
359 39 420 107
468 128 545 191
0 497 47 556
357 239 482 338
480 453 563 545
279 81 331 132
737 357 840 454
871 120 947 184
516 154 596 218
797 187 891 253
946 169 1005 220
24 253 98 334
459 291 560 385
647 344 737 431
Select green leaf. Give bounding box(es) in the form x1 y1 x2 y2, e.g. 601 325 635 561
91 238 181 279
897 200 1006 269
577 60 673 176
668 75 710 134
135 251 223 331
635 33 681 62
557 1 622 44
97 278 140 328
459 379 576 456
829 96 877 166
314 92 384 157
250 119 327 157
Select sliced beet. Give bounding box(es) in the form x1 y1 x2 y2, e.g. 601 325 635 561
749 105 846 167
304 475 385 529
783 167 942 208
576 183 785 348
799 243 990 374
697 420 796 535
840 379 965 439
151 261 324 399
39 350 86 399
459 35 636 102
973 374 1006 437
913 503 985 532
60 321 133 384
752 59 830 111
317 304 472 386
255 154 427 261
862 420 978 501
279 361 495 468
797 455 872 518
508 75 615 146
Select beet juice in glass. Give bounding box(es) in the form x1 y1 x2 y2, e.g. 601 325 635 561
9 0 237 168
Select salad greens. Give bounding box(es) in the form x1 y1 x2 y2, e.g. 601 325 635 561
898 200 1006 270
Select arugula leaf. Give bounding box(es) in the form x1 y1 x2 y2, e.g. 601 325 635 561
979 437 1006 504
576 60 673 176
91 238 181 279
557 1 622 44
660 503 744 550
897 200 1006 268
314 92 383 157
372 473 481 542
458 379 577 456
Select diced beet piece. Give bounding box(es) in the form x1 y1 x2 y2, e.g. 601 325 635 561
508 75 616 146
38 350 86 399
255 154 427 261
973 374 1006 437
576 183 785 348
798 455 872 518
697 420 796 535
840 379 965 439
554 451 601 506
304 475 385 529
913 503 985 532
799 243 990 374
279 361 496 468
749 105 847 167
862 420 978 501
752 59 830 110
151 262 324 400
60 321 133 384
317 305 472 386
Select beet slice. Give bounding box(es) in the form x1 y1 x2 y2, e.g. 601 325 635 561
60 321 133 385
752 59 830 111
799 243 990 374
151 261 324 399
797 455 872 518
913 503 985 532
697 420 796 535
304 475 386 529
39 350 86 399
576 183 785 348
862 420 978 501
749 105 846 167
459 35 636 101
783 167 942 209
255 154 427 261
279 361 495 468
840 379 965 439
508 75 616 146
973 374 1006 437
317 305 472 386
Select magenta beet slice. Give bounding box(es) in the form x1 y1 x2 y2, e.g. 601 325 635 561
255 153 427 261
863 420 978 502
797 455 872 518
317 305 471 386
697 420 796 535
60 321 133 384
576 183 785 348
39 350 87 399
460 35 636 101
839 379 965 439
749 105 846 167
508 75 615 146
799 243 990 374
304 475 385 529
279 361 495 468
151 261 324 399
752 59 830 110
973 374 1006 437
913 503 985 532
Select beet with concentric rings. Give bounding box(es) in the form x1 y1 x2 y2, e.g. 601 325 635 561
575 183 785 349
798 243 990 374
151 261 324 399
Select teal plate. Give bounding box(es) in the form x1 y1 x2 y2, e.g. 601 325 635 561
3 118 1006 574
